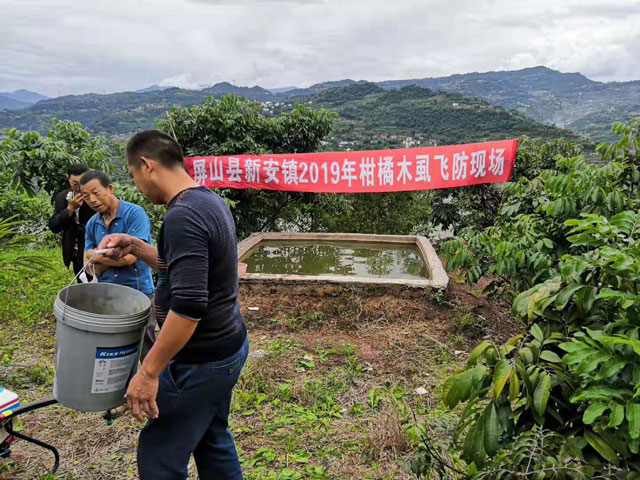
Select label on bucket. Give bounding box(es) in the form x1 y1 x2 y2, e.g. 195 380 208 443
91 343 139 394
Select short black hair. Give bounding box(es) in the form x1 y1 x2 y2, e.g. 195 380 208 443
67 163 89 176
126 130 184 169
79 170 112 188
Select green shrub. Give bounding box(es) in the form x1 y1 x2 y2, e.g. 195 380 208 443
0 119 115 196
0 190 53 236
425 118 640 478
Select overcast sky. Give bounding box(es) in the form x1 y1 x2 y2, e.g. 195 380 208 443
1 0 639 97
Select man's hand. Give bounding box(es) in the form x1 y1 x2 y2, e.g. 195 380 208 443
67 192 83 215
125 369 159 422
86 262 109 276
85 249 109 272
98 234 136 260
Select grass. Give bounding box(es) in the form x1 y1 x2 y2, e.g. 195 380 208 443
0 246 518 480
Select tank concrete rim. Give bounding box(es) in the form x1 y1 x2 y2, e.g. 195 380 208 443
237 232 449 289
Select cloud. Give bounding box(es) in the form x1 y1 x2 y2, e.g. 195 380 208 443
0 0 638 96
189 0 323 4
158 73 206 89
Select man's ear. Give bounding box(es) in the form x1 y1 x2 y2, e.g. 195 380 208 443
140 156 154 172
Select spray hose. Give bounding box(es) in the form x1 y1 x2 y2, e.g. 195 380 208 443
1 398 60 474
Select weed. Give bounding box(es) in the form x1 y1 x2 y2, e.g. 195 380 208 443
450 305 483 333
367 387 383 409
298 355 315 369
349 403 365 417
266 337 297 356
280 312 324 331
1 347 14 365
27 363 55 385
432 345 452 365
434 288 447 306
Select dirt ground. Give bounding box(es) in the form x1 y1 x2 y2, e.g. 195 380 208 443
1 283 520 480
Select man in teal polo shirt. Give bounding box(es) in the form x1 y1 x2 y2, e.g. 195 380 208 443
80 170 156 358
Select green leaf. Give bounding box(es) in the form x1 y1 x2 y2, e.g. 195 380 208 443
533 373 551 417
474 362 489 380
576 352 610 374
584 430 619 466
520 347 534 365
598 358 626 380
444 371 473 408
493 360 512 401
472 414 487 465
628 403 640 440
598 289 639 309
571 387 625 403
555 284 585 310
583 402 608 424
467 340 493 367
559 341 591 353
530 324 544 342
463 422 484 464
509 369 520 403
609 402 625 428
562 347 595 366
598 429 629 457
580 286 598 313
496 402 512 434
540 350 562 363
483 403 500 456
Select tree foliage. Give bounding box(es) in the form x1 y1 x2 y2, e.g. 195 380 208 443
158 94 337 238
0 119 114 196
431 118 640 478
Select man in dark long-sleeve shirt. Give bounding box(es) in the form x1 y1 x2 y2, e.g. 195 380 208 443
48 163 94 282
98 130 248 480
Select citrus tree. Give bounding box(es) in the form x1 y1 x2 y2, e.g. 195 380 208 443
158 94 337 238
416 119 640 478
0 119 114 196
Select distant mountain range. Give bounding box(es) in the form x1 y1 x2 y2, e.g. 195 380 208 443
0 89 49 110
0 67 637 142
294 82 579 150
376 67 640 142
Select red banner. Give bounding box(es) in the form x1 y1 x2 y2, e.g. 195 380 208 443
184 139 518 193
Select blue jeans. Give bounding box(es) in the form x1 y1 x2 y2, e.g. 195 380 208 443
137 336 249 480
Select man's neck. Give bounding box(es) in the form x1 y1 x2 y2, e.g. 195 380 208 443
159 168 200 205
102 197 119 222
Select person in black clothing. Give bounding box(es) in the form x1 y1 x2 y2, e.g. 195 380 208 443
48 164 95 282
98 130 248 480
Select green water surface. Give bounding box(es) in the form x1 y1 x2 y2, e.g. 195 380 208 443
243 240 429 280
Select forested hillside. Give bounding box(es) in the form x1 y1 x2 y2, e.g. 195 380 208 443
0 67 635 143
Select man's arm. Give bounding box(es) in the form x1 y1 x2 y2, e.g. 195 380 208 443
92 207 154 268
125 310 198 421
142 312 199 377
87 249 137 268
98 235 159 271
83 219 111 274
